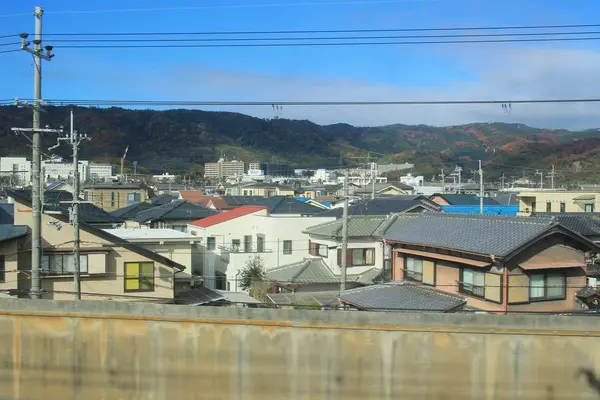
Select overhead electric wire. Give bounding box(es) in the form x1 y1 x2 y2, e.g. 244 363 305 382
0 41 20 47
26 97 600 106
53 36 600 49
44 30 600 43
38 23 600 36
0 33 19 39
0 49 20 54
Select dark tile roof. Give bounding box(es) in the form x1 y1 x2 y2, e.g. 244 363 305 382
0 225 28 242
134 200 218 223
222 196 323 215
531 213 600 237
432 194 499 205
9 189 123 225
110 202 157 219
174 287 225 305
84 183 144 190
7 190 185 271
305 214 419 239
0 204 13 224
266 291 341 308
588 262 600 277
338 281 467 312
383 213 598 258
354 182 414 194
266 258 381 285
316 197 440 218
149 194 177 205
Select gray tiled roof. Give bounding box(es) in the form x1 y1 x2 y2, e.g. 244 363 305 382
266 291 341 307
223 196 322 215
0 225 28 242
588 262 600 277
149 194 177 205
110 202 157 219
532 213 600 237
338 281 467 312
0 204 13 224
134 200 218 223
316 197 439 218
305 214 420 239
266 258 380 285
384 213 559 257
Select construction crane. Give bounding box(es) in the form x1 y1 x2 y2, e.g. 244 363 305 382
120 145 129 182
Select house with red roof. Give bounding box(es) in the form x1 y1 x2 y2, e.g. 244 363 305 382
187 206 334 291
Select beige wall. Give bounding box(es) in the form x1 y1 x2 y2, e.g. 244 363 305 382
13 200 176 302
0 299 600 399
83 188 147 212
0 239 24 299
518 191 600 215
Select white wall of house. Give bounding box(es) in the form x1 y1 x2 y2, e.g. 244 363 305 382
187 212 334 291
308 237 385 275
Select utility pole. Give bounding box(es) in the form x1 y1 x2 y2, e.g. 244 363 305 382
478 160 484 215
340 169 349 292
12 7 56 299
50 109 90 300
500 174 506 190
371 161 376 200
547 165 556 189
450 166 462 193
535 170 544 190
439 169 445 193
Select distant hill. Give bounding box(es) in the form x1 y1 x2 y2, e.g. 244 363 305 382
1 106 599 183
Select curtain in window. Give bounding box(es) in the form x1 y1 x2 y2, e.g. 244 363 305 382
473 270 485 297
365 249 375 265
530 274 545 298
546 273 565 298
463 268 474 291
352 249 364 265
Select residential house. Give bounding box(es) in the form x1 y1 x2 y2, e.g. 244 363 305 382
225 182 295 197
517 190 600 216
187 206 334 291
149 194 176 206
297 184 344 199
83 183 149 212
175 286 262 307
104 228 203 275
266 290 341 310
46 181 74 194
316 196 441 218
384 213 600 313
354 182 414 197
134 200 219 231
177 192 233 210
154 183 190 196
0 226 29 298
9 190 190 302
337 281 468 313
219 196 325 216
110 202 157 228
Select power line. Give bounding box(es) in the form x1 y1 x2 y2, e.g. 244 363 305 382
0 34 19 39
37 23 600 36
52 36 600 49
0 49 20 54
21 97 600 106
0 41 20 47
41 30 600 43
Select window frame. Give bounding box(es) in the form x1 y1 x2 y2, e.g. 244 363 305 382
283 240 292 255
257 236 265 253
459 267 486 298
0 255 5 283
244 235 253 253
336 248 376 266
231 239 241 252
528 272 567 302
546 201 552 213
585 203 595 213
41 254 89 275
124 261 155 293
559 201 566 213
309 241 328 258
404 256 423 282
206 237 216 250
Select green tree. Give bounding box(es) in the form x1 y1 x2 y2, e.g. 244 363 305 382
239 255 266 292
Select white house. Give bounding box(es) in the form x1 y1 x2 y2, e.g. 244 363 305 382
187 206 334 291
0 157 31 186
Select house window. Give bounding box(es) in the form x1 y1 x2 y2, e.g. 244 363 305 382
244 235 253 253
111 191 116 207
283 240 292 255
206 237 216 250
336 248 375 266
460 268 485 297
531 201 536 213
585 204 595 213
231 239 241 252
257 236 265 253
41 254 89 275
546 201 551 213
310 241 328 257
529 272 566 301
405 257 423 281
560 201 566 213
124 262 155 292
127 192 141 206
0 255 4 283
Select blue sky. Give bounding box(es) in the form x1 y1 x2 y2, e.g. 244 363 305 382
1 0 600 128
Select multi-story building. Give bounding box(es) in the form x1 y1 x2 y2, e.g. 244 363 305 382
204 158 245 180
0 157 31 187
42 158 88 183
83 183 148 212
88 163 113 183
248 162 261 170
517 190 600 216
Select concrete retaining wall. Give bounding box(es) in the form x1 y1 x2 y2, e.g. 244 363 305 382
0 299 599 399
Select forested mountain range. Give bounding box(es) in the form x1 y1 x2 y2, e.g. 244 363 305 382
1 105 599 184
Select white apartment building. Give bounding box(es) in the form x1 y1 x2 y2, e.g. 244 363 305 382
187 206 334 291
204 158 245 179
0 157 31 186
153 172 176 183
42 158 88 183
310 169 337 184
88 163 113 183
